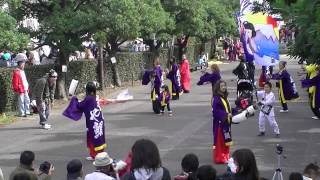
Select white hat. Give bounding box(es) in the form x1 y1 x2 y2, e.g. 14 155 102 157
93 152 113 167
15 53 28 63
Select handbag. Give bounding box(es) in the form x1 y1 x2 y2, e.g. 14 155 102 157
261 105 272 115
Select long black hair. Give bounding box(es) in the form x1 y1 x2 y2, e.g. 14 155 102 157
232 149 259 180
243 21 256 38
212 80 228 98
86 82 97 95
131 139 161 171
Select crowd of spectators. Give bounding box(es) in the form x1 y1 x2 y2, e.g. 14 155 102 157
0 139 318 180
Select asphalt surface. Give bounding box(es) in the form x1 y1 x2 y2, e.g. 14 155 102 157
0 55 319 180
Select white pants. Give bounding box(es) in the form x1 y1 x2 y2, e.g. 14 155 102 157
258 111 280 134
18 92 30 116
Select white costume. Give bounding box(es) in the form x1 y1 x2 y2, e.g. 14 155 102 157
258 90 280 134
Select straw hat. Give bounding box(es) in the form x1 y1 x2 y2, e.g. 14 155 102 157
93 152 113 167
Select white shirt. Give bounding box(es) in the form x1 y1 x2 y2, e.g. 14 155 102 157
20 69 29 91
303 176 312 180
259 90 275 116
84 172 115 180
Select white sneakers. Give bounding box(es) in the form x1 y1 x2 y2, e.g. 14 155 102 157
279 109 289 113
86 157 94 161
41 124 52 130
312 116 319 120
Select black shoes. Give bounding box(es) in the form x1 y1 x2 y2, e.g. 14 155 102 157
257 132 265 136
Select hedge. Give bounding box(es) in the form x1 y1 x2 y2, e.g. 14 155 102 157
0 68 15 113
104 49 169 86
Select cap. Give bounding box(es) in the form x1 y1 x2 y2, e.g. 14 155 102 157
15 53 28 63
49 69 58 77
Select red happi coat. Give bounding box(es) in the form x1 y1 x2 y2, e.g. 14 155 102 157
180 59 190 91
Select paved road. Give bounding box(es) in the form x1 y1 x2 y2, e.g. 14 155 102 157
0 55 319 180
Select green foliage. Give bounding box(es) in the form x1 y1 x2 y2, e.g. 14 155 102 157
138 0 174 41
0 12 29 51
0 67 15 113
12 0 96 62
66 60 98 94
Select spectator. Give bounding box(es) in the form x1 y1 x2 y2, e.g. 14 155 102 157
2 50 11 67
303 163 319 180
122 139 171 180
38 161 54 180
174 153 199 180
289 172 303 180
33 69 58 129
12 53 31 117
9 151 38 180
84 152 116 180
227 149 259 180
67 159 84 180
12 172 32 180
197 165 216 180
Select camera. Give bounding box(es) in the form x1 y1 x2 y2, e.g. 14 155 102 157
276 144 283 155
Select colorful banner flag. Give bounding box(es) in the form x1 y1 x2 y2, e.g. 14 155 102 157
239 0 279 66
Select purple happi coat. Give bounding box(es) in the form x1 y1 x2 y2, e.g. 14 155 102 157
197 72 221 90
158 91 171 106
153 65 162 97
77 95 106 151
302 72 320 109
142 66 162 101
212 95 232 146
167 63 181 97
272 70 299 101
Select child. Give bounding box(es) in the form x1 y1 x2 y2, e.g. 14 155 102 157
159 85 172 116
271 61 299 112
174 153 199 180
257 82 280 137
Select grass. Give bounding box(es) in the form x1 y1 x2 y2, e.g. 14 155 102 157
0 113 16 125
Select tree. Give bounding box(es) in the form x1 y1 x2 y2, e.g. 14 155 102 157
162 0 239 61
138 0 174 53
10 0 97 99
91 0 141 87
0 11 29 52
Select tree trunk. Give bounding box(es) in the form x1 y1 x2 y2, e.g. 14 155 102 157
56 50 68 100
97 44 105 89
109 42 121 87
210 36 217 59
177 36 189 62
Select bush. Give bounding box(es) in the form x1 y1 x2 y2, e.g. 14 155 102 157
66 60 98 94
0 67 15 113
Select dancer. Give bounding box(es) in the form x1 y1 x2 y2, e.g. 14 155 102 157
167 57 181 100
63 82 120 160
159 85 173 116
257 82 280 137
301 64 319 119
271 61 299 112
142 58 163 114
302 66 320 119
197 64 221 93
180 54 191 93
212 80 235 164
